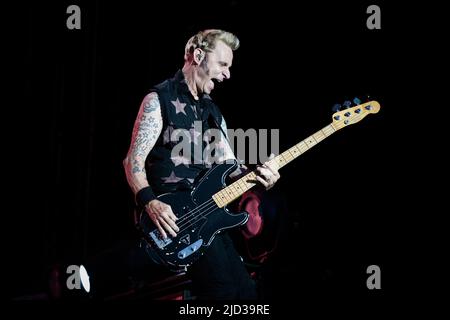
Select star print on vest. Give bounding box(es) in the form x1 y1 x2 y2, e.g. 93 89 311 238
161 171 183 183
171 154 190 167
171 98 187 115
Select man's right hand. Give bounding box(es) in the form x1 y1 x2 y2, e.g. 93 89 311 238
146 199 179 239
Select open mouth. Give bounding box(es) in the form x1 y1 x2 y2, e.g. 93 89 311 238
207 78 223 92
207 78 216 91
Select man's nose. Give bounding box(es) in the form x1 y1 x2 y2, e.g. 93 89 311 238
223 69 230 80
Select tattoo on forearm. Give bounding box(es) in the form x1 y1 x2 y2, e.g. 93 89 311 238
143 99 158 113
130 92 163 168
132 159 146 174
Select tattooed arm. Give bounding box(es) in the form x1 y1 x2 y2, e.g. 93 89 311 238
123 92 179 238
123 92 162 194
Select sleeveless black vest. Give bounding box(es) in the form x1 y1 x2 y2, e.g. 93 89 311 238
146 70 225 195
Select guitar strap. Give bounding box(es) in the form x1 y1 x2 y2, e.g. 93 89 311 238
209 113 229 142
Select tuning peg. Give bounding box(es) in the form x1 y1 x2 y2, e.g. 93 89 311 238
332 104 342 112
353 97 361 105
343 100 352 109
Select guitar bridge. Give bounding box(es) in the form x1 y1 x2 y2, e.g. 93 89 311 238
149 230 173 249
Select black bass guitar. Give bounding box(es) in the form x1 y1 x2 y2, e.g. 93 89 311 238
138 100 380 267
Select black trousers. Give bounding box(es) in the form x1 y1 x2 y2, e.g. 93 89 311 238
187 233 257 300
86 232 256 300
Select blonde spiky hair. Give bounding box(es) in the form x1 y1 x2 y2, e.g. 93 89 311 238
184 29 240 62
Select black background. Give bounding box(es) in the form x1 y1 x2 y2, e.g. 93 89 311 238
7 0 445 311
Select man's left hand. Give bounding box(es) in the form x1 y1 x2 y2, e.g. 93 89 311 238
255 155 280 190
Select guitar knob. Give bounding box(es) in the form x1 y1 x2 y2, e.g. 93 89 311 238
332 104 342 112
353 97 361 105
343 100 352 109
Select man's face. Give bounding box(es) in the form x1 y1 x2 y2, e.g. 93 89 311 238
198 40 233 94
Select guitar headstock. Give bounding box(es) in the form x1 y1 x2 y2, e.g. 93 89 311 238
331 98 380 130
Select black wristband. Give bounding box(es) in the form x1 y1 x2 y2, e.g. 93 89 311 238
135 186 156 208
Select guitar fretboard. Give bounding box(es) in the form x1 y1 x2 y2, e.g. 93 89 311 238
212 123 337 208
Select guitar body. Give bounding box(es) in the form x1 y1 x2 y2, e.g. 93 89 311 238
139 160 249 267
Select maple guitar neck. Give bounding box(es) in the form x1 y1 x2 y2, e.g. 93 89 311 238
212 100 381 208
212 124 336 208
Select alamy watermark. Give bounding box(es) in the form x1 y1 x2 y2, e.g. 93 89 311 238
167 121 279 166
66 264 90 292
66 5 381 31
366 264 381 289
366 5 381 30
66 5 81 30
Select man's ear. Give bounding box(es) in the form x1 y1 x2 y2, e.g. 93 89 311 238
193 48 205 64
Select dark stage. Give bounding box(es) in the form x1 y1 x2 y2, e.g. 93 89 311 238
7 0 442 313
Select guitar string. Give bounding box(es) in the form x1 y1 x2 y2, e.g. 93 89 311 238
169 153 299 232
175 198 215 226
175 184 252 232
173 141 329 232
145 197 214 237
175 123 354 230
163 111 372 234
176 200 218 233
174 180 252 225
148 183 251 237
172 121 337 226
173 171 278 232
170 179 244 226
175 181 255 230
175 180 262 233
